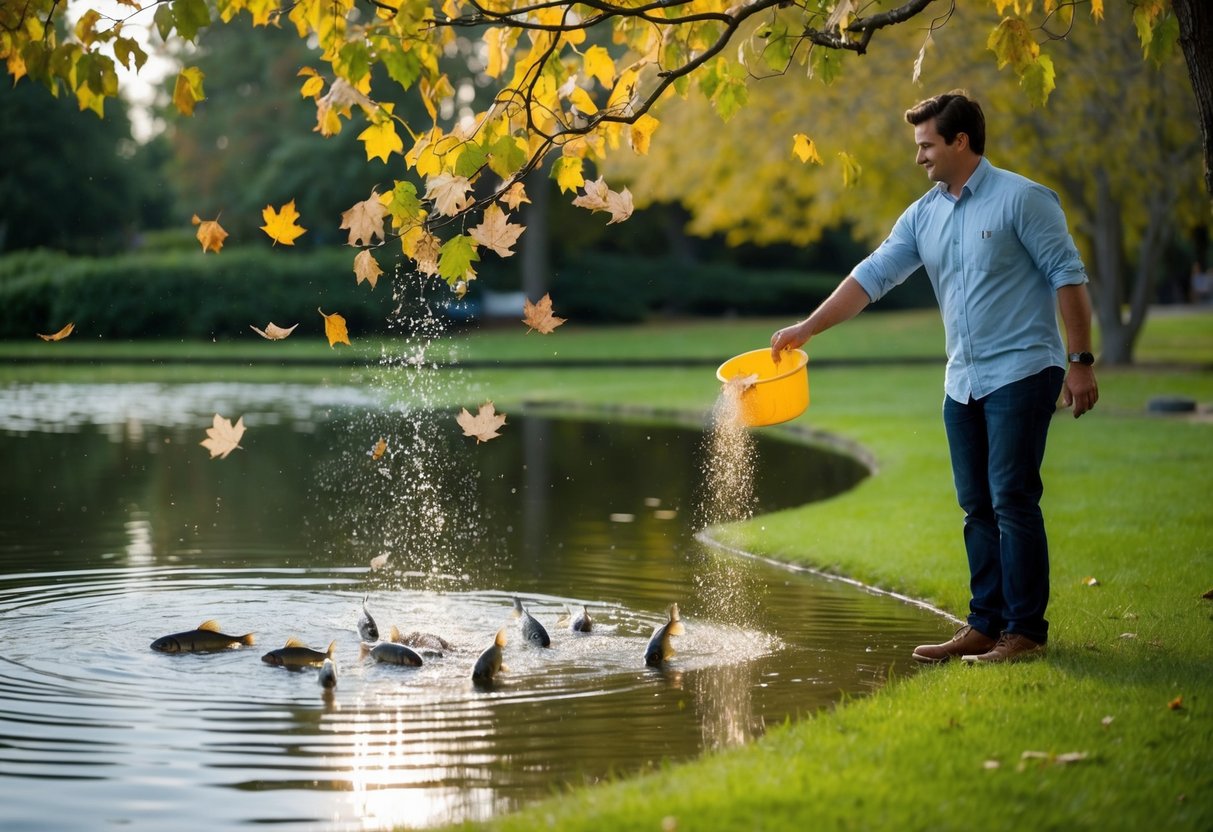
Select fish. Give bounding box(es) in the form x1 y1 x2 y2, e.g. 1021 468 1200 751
150 620 254 653
644 603 685 668
360 626 424 666
513 597 551 647
357 594 379 642
318 658 338 689
471 627 508 685
565 604 592 633
261 637 336 668
393 629 456 657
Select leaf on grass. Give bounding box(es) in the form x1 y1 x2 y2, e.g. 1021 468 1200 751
340 191 388 247
469 204 525 257
522 293 566 334
200 413 245 459
191 213 228 253
318 308 351 348
457 401 507 443
1018 750 1089 769
371 438 387 460
1100 716 1114 728
1168 695 1183 710
261 200 307 246
250 322 298 340
37 322 75 342
353 249 383 289
1081 576 1099 587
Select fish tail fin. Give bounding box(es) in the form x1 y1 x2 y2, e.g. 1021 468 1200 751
359 642 371 658
668 621 686 637
389 625 401 643
512 597 523 617
240 633 255 646
494 627 508 648
326 640 336 658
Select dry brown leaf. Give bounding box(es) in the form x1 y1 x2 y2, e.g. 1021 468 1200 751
1168 695 1184 710
1018 750 1090 770
500 181 531 210
571 176 611 212
413 230 441 276
318 308 350 348
191 214 229 253
353 249 383 289
604 186 634 224
371 438 387 460
1081 576 1100 587
522 293 566 335
456 401 507 443
250 322 298 340
200 413 245 459
469 203 525 257
424 172 472 217
37 322 75 341
340 191 388 247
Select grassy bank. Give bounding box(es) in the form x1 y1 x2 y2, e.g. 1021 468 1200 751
3 309 1211 830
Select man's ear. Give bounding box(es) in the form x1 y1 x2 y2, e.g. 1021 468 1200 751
953 131 970 152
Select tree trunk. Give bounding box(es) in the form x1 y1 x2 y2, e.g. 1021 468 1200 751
520 167 551 300
1174 0 1213 195
1086 170 1134 365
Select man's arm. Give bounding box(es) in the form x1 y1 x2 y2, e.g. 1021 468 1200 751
770 275 871 363
1057 283 1099 418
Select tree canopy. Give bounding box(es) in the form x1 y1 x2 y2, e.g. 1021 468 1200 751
1 0 1200 298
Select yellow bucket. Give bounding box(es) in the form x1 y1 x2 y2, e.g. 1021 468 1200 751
715 348 809 427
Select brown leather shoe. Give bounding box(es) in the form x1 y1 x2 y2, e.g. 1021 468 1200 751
961 632 1046 664
912 624 997 664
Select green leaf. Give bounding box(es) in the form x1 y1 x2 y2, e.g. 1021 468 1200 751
762 21 793 73
487 135 526 180
1020 53 1055 107
153 4 175 41
172 0 212 41
698 60 721 99
809 46 844 85
1144 13 1179 64
114 36 148 72
454 140 489 179
715 77 748 122
338 40 372 85
380 47 421 90
388 180 423 225
987 17 1038 73
438 234 479 285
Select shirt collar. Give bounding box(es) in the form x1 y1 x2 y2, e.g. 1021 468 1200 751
936 156 991 200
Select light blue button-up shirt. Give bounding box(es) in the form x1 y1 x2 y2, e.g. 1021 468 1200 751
851 158 1088 402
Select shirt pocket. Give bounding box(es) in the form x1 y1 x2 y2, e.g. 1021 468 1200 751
970 228 1021 273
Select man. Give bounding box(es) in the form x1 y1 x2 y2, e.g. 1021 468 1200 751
770 91 1098 664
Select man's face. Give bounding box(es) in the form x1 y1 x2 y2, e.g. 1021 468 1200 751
914 118 967 187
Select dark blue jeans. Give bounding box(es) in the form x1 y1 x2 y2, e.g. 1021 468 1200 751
943 366 1064 645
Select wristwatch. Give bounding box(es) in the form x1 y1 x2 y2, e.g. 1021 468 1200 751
1067 351 1095 366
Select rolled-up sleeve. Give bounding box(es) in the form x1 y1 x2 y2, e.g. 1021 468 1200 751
1017 184 1088 290
851 204 925 302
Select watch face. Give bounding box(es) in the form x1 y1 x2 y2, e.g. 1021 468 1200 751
1069 352 1094 365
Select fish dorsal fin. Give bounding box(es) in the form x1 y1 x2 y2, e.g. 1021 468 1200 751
512 597 524 618
390 625 401 643
669 603 680 622
668 620 686 637
499 662 509 673
495 627 508 647
283 636 305 648
326 640 336 657
197 620 222 632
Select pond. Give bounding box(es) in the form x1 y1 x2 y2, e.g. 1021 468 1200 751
0 381 951 831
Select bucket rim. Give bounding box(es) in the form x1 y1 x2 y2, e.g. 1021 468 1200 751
715 348 808 384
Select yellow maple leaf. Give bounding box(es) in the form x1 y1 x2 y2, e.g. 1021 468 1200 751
456 401 507 443
838 151 863 188
353 249 382 289
628 113 659 155
552 156 585 194
522 292 566 334
424 172 473 217
37 322 75 342
200 413 245 459
500 182 531 210
191 213 229 253
371 437 387 461
340 191 388 247
298 67 325 99
261 200 307 246
318 308 350 348
358 115 404 163
583 45 615 89
173 66 206 116
469 204 525 258
792 133 823 165
568 85 598 116
250 322 298 340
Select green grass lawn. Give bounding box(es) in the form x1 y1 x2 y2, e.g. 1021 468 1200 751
3 307 1211 830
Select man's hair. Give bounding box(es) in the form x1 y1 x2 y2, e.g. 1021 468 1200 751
904 91 986 155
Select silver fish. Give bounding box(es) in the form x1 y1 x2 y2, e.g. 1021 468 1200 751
644 604 685 667
471 627 508 685
318 658 338 689
358 594 379 642
150 620 254 653
566 604 592 633
361 626 423 666
262 637 336 668
513 597 550 647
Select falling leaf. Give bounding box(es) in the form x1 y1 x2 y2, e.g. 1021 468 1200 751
173 66 205 115
260 200 307 246
457 401 507 443
370 552 390 570
250 322 298 340
353 249 383 289
371 438 387 460
522 293 566 334
191 213 228 253
318 308 351 348
604 187 634 224
37 322 75 342
424 172 473 217
1081 576 1100 587
200 413 245 459
500 181 530 210
1168 695 1184 710
469 204 525 257
792 133 823 165
340 191 388 247
572 176 611 211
